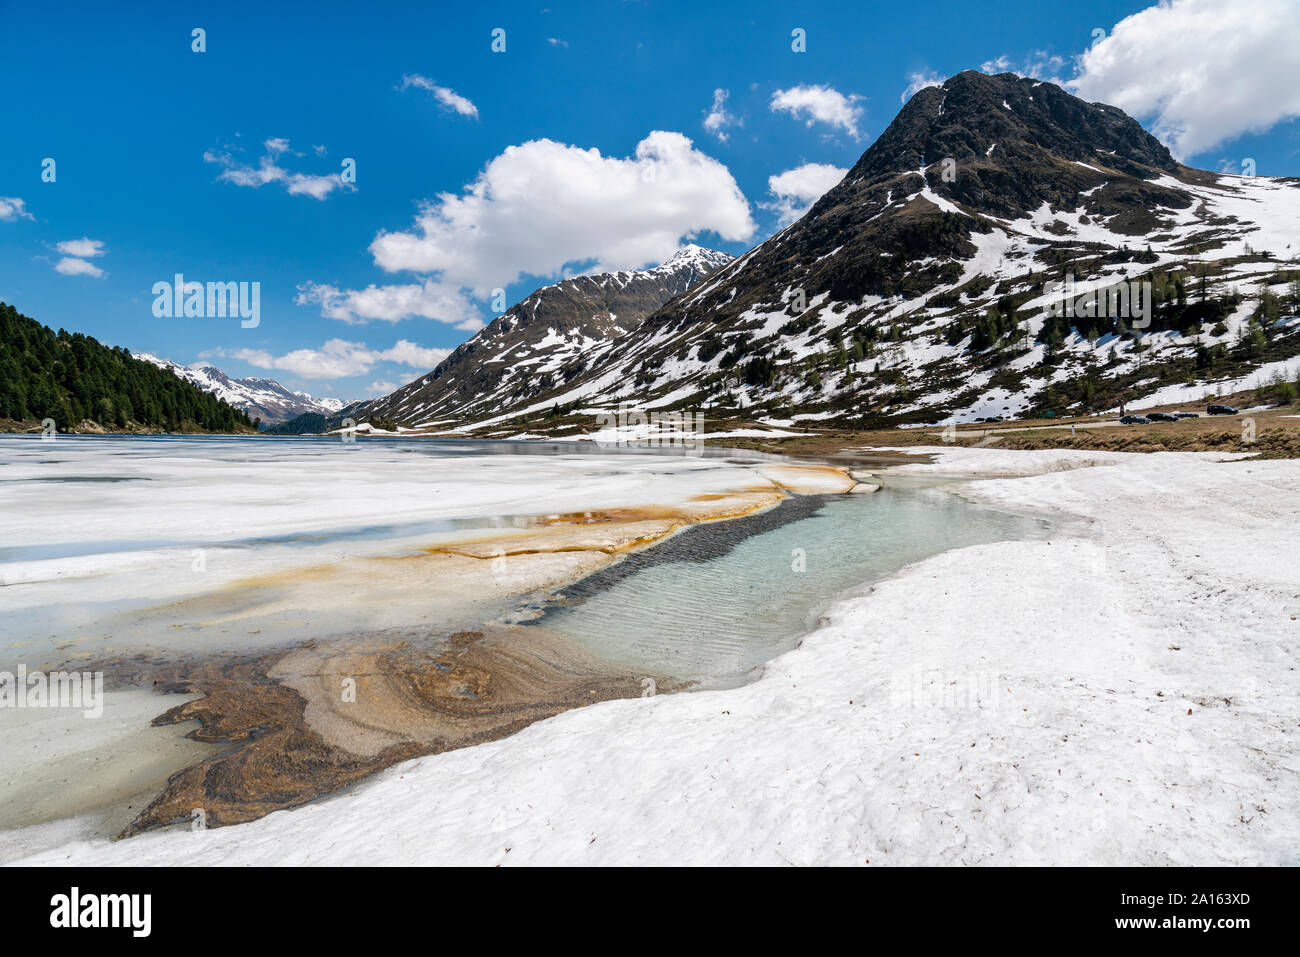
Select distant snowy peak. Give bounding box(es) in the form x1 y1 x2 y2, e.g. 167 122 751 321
653 244 735 275
304 395 346 413
361 246 734 426
504 247 735 316
136 354 349 424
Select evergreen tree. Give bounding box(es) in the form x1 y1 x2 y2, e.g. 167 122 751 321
0 301 254 433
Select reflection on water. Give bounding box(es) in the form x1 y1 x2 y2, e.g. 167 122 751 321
536 488 1051 687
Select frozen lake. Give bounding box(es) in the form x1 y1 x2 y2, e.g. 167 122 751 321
0 433 1048 847
0 434 1046 674
0 433 791 666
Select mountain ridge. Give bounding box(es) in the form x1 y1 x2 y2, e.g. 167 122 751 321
359 244 734 428
354 70 1299 435
137 354 349 425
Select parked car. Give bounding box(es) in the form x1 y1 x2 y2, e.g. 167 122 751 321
1146 412 1178 422
1120 415 1150 424
1207 404 1238 415
1173 412 1200 419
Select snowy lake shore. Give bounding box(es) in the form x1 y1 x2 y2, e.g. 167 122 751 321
7 445 1296 865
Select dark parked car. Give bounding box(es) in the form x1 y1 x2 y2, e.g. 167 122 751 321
1146 412 1178 422
1173 412 1200 419
1207 404 1238 415
1120 415 1150 424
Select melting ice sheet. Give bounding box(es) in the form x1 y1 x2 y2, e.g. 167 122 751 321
0 434 1054 850
0 434 783 666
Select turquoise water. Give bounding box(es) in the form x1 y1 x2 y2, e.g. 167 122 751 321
534 488 1051 687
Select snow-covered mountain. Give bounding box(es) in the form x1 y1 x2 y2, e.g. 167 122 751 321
363 71 1300 434
136 354 348 425
360 244 733 427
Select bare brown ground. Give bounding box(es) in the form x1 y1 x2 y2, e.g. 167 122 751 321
104 624 665 838
714 405 1300 460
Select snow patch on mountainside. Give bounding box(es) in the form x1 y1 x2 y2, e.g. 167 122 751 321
363 245 734 427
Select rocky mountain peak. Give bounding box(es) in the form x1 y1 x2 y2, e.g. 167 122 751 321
863 70 1178 180
349 74 1299 436
360 247 734 427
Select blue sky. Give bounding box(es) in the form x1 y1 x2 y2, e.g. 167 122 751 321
2 0 1297 401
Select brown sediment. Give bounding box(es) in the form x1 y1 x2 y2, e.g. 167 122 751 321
708 407 1300 462
106 623 672 837
142 490 789 613
103 489 796 656
89 475 854 838
754 464 857 494
421 490 786 559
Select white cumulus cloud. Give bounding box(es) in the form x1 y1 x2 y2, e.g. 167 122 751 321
1070 0 1300 159
296 280 482 329
54 257 105 278
209 339 452 380
379 339 452 368
56 237 106 258
0 197 34 222
770 84 864 137
901 71 946 104
762 163 848 226
52 237 107 278
400 75 479 118
979 50 1067 84
703 88 737 141
368 131 754 292
204 138 354 201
